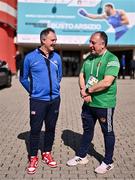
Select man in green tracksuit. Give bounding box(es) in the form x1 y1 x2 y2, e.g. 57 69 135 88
67 31 120 174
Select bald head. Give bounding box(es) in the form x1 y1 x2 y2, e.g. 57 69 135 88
92 31 108 47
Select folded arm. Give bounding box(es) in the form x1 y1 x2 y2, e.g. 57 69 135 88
88 75 115 94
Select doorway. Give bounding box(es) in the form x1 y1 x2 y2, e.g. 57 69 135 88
62 51 81 77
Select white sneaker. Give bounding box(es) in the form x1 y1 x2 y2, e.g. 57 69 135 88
66 156 89 166
95 162 114 174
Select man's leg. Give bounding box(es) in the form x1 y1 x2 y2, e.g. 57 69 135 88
95 108 115 174
76 104 97 158
43 97 60 152
28 98 46 174
133 69 135 79
42 97 60 167
29 99 46 156
67 104 96 166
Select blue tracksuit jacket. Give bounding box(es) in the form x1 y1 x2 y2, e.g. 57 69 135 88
20 48 62 101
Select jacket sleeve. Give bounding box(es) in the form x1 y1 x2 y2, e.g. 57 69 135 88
19 55 30 93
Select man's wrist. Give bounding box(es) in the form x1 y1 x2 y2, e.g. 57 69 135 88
88 87 93 93
82 94 89 98
85 87 93 94
80 86 85 90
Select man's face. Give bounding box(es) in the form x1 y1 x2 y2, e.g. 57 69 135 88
89 33 105 55
104 6 112 16
42 31 57 52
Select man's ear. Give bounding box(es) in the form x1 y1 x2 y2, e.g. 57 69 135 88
102 42 105 48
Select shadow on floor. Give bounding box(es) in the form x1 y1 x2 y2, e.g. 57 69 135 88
17 131 45 155
17 129 104 163
61 129 104 163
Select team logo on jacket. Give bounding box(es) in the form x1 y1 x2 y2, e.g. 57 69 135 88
31 111 36 115
54 60 58 65
100 117 106 123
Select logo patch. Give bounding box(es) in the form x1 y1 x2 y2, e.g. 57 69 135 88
54 60 58 65
31 111 36 115
107 61 120 67
100 117 106 123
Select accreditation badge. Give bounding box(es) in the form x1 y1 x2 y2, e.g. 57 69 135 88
86 76 98 89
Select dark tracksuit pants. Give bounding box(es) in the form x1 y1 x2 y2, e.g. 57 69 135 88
76 104 115 165
29 96 60 156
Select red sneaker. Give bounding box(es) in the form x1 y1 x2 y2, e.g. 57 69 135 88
27 156 38 174
42 152 57 168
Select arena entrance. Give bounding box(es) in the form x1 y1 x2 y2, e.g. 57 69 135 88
62 51 81 77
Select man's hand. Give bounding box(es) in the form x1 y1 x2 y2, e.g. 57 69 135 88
80 88 92 103
83 95 92 103
78 8 88 17
88 87 93 94
80 88 87 98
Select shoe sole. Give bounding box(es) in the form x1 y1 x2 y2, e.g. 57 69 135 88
27 170 36 175
78 160 89 165
66 159 89 166
42 160 57 168
94 165 114 174
27 164 38 175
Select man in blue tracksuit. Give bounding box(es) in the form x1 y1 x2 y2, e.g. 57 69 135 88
20 28 62 174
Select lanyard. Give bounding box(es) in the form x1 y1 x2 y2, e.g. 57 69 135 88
40 53 58 70
90 50 107 78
